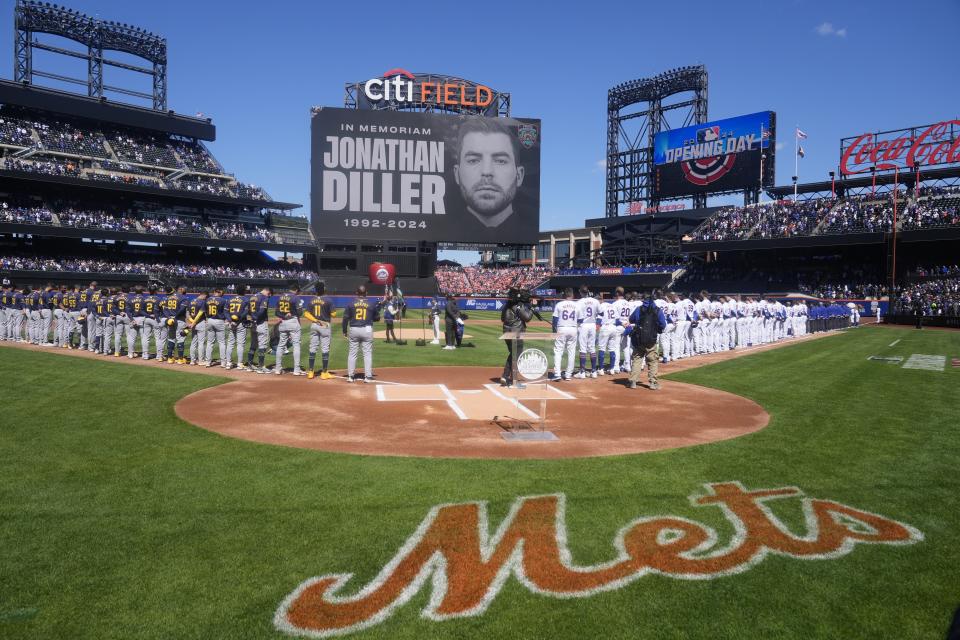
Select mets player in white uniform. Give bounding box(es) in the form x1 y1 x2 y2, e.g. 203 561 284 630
551 288 579 381
597 295 619 374
611 288 632 372
658 293 678 363
575 285 601 378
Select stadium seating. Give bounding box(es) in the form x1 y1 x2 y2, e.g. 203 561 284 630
435 266 556 297
0 107 271 202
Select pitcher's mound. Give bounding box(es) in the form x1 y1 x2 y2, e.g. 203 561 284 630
175 367 769 459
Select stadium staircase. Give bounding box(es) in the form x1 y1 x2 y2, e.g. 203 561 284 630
101 140 120 162
133 220 146 233
811 199 845 235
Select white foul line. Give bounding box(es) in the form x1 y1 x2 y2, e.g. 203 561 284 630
375 384 385 401
438 384 468 421
888 339 901 347
484 384 541 420
546 384 576 400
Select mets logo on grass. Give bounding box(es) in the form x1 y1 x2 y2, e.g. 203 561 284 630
274 482 922 637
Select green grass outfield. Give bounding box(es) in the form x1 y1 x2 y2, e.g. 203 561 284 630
1 325 958 639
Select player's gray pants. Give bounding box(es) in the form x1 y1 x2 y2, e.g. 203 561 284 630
28 310 41 343
251 321 268 354
308 323 331 356
347 325 373 378
126 317 145 356
114 314 131 354
275 317 302 372
39 309 52 344
51 309 65 346
13 309 26 340
190 319 207 363
66 311 81 346
205 318 227 365
79 313 91 349
141 317 159 359
553 327 577 376
94 316 106 351
0 307 8 340
101 317 115 354
226 323 247 367
163 319 186 358
86 312 98 351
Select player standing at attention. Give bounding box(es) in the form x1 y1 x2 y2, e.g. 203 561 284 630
92 288 107 353
575 285 600 378
161 286 189 364
429 298 442 345
610 288 632 372
596 294 619 374
246 287 271 373
141 285 161 360
224 286 249 370
126 286 146 359
185 291 207 365
342 285 380 383
550 288 578 381
304 282 335 380
203 288 227 368
274 285 304 376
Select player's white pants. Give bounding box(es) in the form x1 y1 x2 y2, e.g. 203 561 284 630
553 327 577 377
659 322 676 361
614 325 626 371
672 320 689 358
577 324 597 355
597 325 619 370
432 315 441 342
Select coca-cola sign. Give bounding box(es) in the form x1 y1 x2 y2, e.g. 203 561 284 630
840 119 960 175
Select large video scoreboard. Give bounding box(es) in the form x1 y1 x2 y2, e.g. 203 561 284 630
654 111 775 198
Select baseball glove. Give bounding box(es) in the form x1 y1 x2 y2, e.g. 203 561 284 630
166 318 176 327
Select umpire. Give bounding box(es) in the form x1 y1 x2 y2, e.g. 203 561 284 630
626 292 667 390
342 285 380 383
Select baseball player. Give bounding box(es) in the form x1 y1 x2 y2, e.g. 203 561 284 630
575 285 600 378
245 287 271 373
159 286 189 364
26 287 40 345
222 287 249 370
100 288 115 355
185 291 208 365
11 285 27 342
204 288 228 368
110 287 128 356
63 285 81 348
274 285 304 375
550 287 578 381
429 298 442 345
140 285 162 360
597 294 619 374
0 283 10 341
125 287 146 359
304 282 335 380
658 292 678 363
609 289 632 371
86 282 101 353
37 283 54 346
342 285 380 382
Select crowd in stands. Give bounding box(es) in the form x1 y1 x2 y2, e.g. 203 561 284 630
0 108 273 202
141 216 205 236
752 199 831 238
895 278 960 317
1 202 290 243
435 265 556 296
911 264 960 278
691 205 767 241
900 199 960 230
0 254 317 282
822 195 898 234
209 221 281 243
797 265 887 299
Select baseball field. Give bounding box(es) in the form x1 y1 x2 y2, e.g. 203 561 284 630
2 318 958 639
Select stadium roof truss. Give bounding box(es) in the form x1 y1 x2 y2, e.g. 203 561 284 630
606 65 708 217
14 0 168 110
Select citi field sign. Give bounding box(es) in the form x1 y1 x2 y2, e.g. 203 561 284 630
363 69 494 108
840 119 960 175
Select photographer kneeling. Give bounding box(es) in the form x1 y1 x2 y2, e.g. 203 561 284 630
500 288 545 386
626 292 667 390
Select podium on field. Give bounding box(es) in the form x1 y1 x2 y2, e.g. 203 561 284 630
496 331 562 441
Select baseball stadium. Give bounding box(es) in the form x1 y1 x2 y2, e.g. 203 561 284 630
2 2 959 639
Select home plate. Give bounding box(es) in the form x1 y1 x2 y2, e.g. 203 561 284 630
501 431 559 442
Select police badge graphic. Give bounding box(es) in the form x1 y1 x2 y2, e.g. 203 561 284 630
518 124 539 149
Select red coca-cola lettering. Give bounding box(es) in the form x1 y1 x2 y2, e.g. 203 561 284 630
841 120 960 175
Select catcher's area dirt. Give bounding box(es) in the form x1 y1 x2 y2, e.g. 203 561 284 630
174 366 768 459
5 332 841 459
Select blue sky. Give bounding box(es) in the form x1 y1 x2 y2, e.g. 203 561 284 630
3 0 957 262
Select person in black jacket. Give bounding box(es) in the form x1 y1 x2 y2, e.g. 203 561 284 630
443 294 460 350
626 293 667 390
499 288 545 386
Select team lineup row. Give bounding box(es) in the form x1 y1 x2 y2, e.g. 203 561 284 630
543 287 858 381
0 281 389 381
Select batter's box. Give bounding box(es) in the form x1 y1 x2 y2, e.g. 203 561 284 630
377 383 574 421
902 354 946 372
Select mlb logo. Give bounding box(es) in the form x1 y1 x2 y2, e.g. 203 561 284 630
697 126 720 143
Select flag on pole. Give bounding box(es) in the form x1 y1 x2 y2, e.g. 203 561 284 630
796 128 808 140
797 146 806 158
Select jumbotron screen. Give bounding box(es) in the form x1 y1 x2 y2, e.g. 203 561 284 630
653 111 775 198
311 107 541 244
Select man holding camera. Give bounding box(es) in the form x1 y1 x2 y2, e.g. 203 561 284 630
626 293 667 390
499 287 545 386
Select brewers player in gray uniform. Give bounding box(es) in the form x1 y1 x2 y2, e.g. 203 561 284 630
274 286 304 376
224 286 249 370
186 291 208 365
203 288 227 368
160 286 189 364
246 287 271 373
342 285 381 382
141 285 162 360
304 282 334 380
